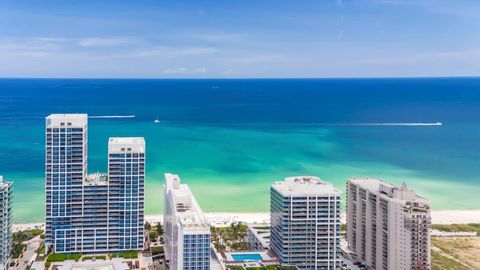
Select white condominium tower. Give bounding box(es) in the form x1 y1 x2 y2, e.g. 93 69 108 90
270 176 341 270
164 173 211 270
0 176 13 270
45 114 145 253
346 178 431 270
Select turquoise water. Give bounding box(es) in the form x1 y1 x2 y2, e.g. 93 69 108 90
1 78 480 222
231 253 263 261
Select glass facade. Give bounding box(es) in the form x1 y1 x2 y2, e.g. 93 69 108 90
107 150 145 251
45 117 88 252
270 177 341 270
164 174 211 270
0 178 13 270
183 233 211 270
45 115 145 253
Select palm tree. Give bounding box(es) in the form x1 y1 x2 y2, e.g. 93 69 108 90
156 222 164 235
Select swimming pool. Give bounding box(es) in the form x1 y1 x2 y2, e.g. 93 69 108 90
231 253 263 261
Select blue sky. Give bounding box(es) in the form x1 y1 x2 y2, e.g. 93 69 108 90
0 0 479 78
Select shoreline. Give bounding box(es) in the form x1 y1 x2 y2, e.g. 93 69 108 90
13 210 480 231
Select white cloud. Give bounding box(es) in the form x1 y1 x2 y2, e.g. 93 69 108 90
133 47 218 58
190 33 247 43
77 37 137 47
163 67 207 74
228 54 283 64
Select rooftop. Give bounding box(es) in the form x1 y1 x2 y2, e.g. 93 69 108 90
46 114 88 127
46 113 88 119
0 175 12 189
272 176 340 196
84 172 108 185
348 178 429 204
164 173 209 231
108 137 145 153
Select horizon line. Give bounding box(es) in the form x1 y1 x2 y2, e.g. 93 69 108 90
0 75 479 80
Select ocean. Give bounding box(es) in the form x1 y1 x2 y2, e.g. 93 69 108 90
1 78 479 223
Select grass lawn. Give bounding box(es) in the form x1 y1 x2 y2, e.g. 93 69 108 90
82 255 107 261
432 250 470 270
151 246 164 256
431 224 480 234
431 237 480 269
46 253 82 262
110 250 138 259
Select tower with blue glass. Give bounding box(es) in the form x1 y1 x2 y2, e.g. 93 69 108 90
45 114 145 254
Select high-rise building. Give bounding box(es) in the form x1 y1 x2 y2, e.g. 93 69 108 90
270 176 341 270
45 114 88 253
164 173 211 270
107 138 145 251
346 178 431 270
45 114 145 253
0 176 13 270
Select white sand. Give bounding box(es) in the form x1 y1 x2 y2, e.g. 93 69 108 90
431 210 480 225
12 210 480 230
13 223 44 233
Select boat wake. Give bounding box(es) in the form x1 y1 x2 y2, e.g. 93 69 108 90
89 115 136 119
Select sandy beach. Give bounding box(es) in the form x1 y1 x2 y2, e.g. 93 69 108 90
14 210 480 231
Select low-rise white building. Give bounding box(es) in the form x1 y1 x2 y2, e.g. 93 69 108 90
247 225 270 251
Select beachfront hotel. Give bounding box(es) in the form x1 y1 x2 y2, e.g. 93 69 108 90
270 176 342 270
163 173 211 270
0 176 13 270
45 114 145 253
346 178 431 270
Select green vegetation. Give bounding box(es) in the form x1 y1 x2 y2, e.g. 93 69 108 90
211 222 249 252
149 230 159 241
82 255 106 261
13 229 44 242
147 222 163 243
12 242 27 259
145 221 152 231
431 236 480 269
36 243 45 255
231 241 250 250
432 250 470 270
12 229 45 259
110 250 138 259
46 253 82 262
431 224 480 234
45 253 82 267
151 246 164 256
156 222 164 235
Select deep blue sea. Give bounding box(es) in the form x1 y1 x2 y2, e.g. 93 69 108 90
1 78 479 222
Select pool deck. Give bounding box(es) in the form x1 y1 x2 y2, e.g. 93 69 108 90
221 250 280 266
